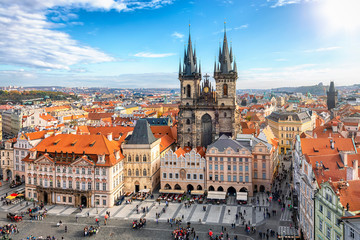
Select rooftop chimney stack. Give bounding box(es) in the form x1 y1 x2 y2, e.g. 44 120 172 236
107 132 113 141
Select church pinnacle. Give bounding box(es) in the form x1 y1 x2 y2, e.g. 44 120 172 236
215 21 236 75
180 24 200 77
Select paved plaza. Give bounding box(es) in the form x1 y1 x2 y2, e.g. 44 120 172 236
0 157 296 239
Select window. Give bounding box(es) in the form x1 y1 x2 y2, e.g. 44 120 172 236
326 226 331 240
128 169 131 176
88 182 92 190
175 173 179 179
193 174 197 180
69 197 72 203
103 199 106 206
136 155 139 162
319 218 323 232
240 176 243 182
209 164 212 170
262 162 266 169
88 168 91 175
96 182 100 190
239 165 243 171
76 168 79 174
223 83 228 96
320 204 323 213
245 175 249 182
233 165 236 171
163 173 167 178
245 165 249 172
254 172 258 179
187 174 191 179
169 173 173 179
327 210 331 220
239 158 243 162
215 175 218 181
143 169 147 176
143 155 147 162
350 228 355 238
209 157 212 161
262 172 266 179
68 167 72 173
245 158 248 162
215 165 218 170
63 181 66 189
62 167 66 173
57 167 60 173
254 162 257 169
199 174 203 180
228 175 231 182
76 182 80 190
102 183 106 191
28 177 31 184
39 179 43 186
233 175 237 182
57 180 60 188
95 168 99 175
82 182 85 190
69 181 72 189
220 157 223 162
50 180 53 187
233 157 236 162
220 175 224 181
136 169 139 176
209 174 213 180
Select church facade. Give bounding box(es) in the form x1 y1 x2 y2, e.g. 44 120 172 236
177 28 241 148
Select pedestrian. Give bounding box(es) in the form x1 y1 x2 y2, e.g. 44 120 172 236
76 216 78 222
228 209 230 215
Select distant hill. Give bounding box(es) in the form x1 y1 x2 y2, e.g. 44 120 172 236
271 83 328 95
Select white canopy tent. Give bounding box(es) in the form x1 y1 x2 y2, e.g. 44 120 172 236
236 192 248 201
207 191 226 200
139 189 150 193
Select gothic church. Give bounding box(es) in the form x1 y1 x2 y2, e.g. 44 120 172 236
177 27 241 148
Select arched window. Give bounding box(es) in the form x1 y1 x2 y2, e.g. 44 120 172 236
187 128 191 132
186 84 191 98
223 84 228 96
186 119 190 125
143 169 147 176
136 169 139 176
128 169 131 176
183 87 186 94
224 112 227 117
128 155 131 162
136 155 139 162
143 155 147 162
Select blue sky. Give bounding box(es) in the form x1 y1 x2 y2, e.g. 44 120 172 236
0 0 359 89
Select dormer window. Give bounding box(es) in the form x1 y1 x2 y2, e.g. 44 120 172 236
30 151 37 159
98 155 105 164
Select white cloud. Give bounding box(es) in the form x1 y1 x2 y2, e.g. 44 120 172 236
234 24 249 30
269 0 313 8
0 0 174 70
172 32 184 39
304 46 342 53
214 24 249 34
134 52 176 58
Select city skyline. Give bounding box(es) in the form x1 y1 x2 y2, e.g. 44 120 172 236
0 0 359 89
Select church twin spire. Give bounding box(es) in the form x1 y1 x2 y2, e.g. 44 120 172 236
179 25 201 77
214 22 237 74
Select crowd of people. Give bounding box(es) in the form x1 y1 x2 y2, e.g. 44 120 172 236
172 226 196 240
132 218 146 229
0 224 19 235
84 226 99 236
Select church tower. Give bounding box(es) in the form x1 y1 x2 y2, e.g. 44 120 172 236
178 26 201 147
327 81 338 111
177 23 240 148
213 24 238 137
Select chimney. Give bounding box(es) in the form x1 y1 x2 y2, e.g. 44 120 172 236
330 139 334 149
250 139 253 147
341 152 348 167
354 160 358 180
107 132 113 141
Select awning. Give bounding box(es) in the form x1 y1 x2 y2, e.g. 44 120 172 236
139 189 150 193
159 189 185 194
236 192 248 201
6 196 16 200
207 191 226 200
191 190 205 195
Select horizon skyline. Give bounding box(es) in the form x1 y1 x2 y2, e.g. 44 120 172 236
0 0 359 89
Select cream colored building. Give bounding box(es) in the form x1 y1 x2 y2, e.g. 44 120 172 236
122 119 174 193
160 147 206 193
267 111 315 154
0 139 15 181
0 114 2 141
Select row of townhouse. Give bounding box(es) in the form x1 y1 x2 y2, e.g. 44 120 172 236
294 136 360 240
160 128 279 197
